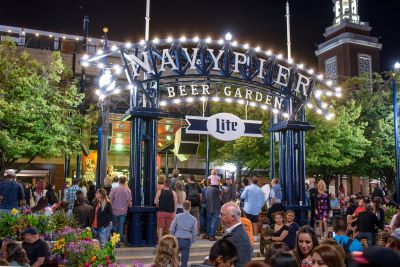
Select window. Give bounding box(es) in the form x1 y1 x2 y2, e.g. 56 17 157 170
358 54 372 78
325 56 337 80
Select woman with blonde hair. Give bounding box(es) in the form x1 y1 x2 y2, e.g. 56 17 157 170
154 235 179 267
175 181 186 214
90 188 113 248
315 180 330 239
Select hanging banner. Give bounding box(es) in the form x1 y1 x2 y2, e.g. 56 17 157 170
186 113 262 141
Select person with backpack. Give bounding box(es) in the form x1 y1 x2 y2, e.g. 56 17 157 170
185 175 202 232
333 216 362 255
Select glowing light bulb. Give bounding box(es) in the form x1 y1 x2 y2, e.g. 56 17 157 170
308 69 314 74
232 41 238 47
326 80 333 86
139 40 145 45
212 96 220 102
298 64 304 69
111 45 117 51
206 37 212 43
180 36 187 42
255 46 261 52
193 36 199 42
243 43 249 49
153 38 159 44
167 36 173 43
225 32 232 41
218 39 224 45
160 101 167 106
266 50 272 56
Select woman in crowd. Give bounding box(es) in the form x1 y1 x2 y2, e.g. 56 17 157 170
372 197 385 227
45 183 58 206
315 180 330 239
284 210 299 250
90 188 113 248
270 251 298 267
34 179 46 202
264 212 289 245
154 179 177 241
31 196 53 215
153 235 179 267
2 240 30 266
293 225 319 267
264 242 289 266
87 183 96 205
175 180 186 214
79 180 88 197
320 238 346 263
311 244 345 267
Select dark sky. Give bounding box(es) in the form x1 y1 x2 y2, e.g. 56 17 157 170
1 0 399 70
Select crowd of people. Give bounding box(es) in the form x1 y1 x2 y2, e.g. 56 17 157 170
2 167 400 267
153 170 400 267
0 170 133 266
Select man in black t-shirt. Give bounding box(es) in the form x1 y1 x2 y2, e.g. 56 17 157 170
21 227 49 267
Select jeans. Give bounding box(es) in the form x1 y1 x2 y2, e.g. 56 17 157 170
356 232 376 247
92 222 113 248
206 211 220 238
112 214 127 242
200 206 207 233
177 238 191 267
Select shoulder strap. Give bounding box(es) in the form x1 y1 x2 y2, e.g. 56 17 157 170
343 238 353 254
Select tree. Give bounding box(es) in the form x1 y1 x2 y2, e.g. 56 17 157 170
305 100 370 186
344 73 397 190
0 40 87 175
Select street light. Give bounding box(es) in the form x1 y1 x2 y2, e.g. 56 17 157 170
393 62 400 203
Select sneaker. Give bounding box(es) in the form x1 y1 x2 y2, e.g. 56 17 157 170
202 234 209 239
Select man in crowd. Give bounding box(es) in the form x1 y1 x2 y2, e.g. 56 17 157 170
370 179 385 200
170 200 197 267
0 170 24 213
192 239 238 267
185 175 202 231
241 176 265 240
205 182 221 241
333 216 362 253
220 202 251 267
109 176 132 246
194 239 238 267
73 190 93 228
384 195 399 208
66 179 81 211
356 204 383 247
221 177 237 205
21 227 49 267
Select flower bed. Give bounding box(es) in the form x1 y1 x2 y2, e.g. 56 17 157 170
0 209 120 267
51 226 119 266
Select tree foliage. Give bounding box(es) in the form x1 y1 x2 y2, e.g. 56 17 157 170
305 100 370 185
0 40 87 174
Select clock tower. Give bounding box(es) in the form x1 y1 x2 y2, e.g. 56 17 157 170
315 0 382 83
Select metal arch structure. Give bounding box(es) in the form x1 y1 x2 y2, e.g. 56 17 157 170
83 35 341 246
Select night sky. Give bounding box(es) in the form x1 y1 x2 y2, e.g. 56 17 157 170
1 0 399 71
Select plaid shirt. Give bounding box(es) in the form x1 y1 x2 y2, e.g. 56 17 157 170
66 185 81 209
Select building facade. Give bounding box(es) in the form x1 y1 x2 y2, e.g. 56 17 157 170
315 0 382 84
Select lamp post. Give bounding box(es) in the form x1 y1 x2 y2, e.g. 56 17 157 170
394 62 400 203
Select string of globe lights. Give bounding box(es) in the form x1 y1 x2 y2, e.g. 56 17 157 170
81 32 341 121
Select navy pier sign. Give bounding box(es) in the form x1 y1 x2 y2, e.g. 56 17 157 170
186 113 262 141
82 33 343 247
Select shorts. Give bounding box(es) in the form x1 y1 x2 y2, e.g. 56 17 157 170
190 206 200 219
157 211 174 229
245 212 259 223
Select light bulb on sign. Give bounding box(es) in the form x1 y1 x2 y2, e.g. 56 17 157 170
225 32 232 41
99 69 116 91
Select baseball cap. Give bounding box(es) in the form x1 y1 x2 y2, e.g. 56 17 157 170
6 169 16 178
21 227 38 236
369 179 380 184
